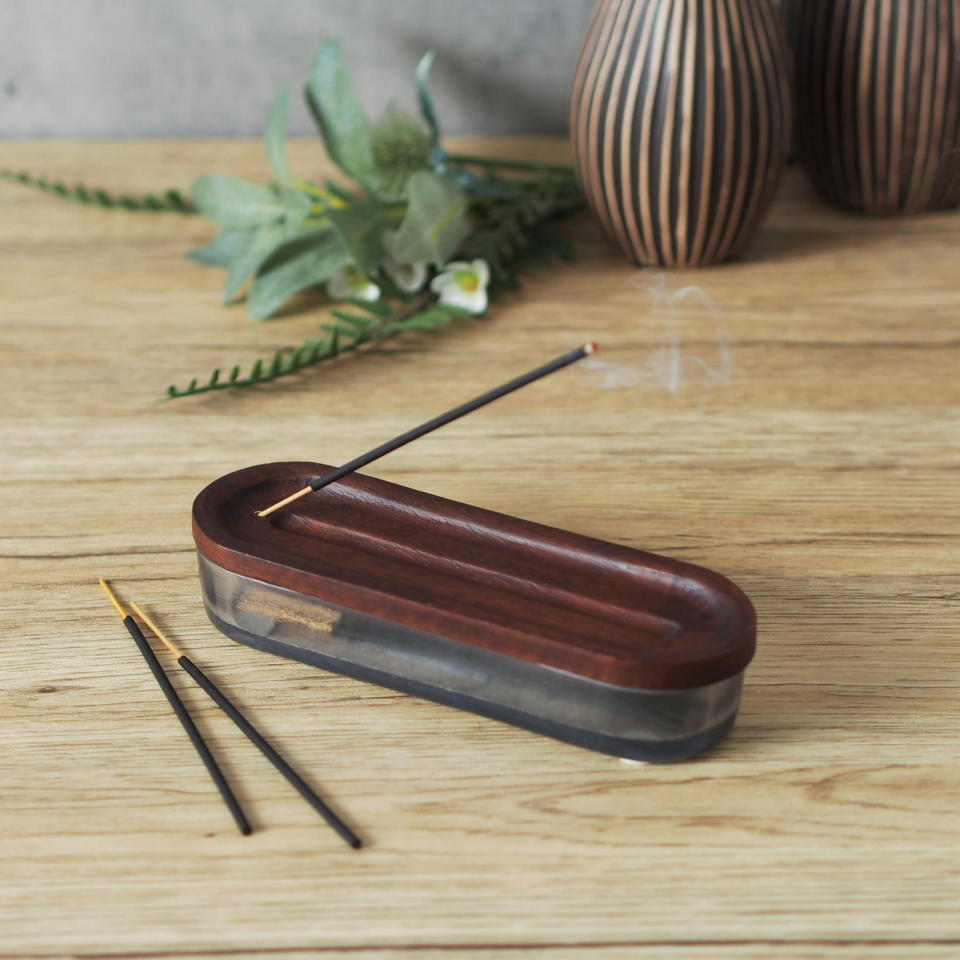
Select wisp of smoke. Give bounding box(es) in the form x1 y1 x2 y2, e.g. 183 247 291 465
584 273 734 401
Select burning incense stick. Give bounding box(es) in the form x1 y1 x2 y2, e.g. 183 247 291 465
98 579 252 836
131 602 362 850
256 341 599 517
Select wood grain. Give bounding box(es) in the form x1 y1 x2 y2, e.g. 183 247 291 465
0 138 958 959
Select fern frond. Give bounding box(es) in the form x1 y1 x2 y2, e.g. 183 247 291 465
163 298 470 399
1 168 194 213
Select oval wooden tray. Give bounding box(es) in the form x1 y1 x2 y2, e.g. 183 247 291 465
193 462 756 691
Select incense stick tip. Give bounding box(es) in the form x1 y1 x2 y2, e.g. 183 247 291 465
98 578 128 618
585 341 599 355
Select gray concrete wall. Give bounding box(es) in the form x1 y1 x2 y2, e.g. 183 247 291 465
0 0 597 138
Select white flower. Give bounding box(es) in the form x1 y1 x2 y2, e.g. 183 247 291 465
326 264 380 302
381 230 428 293
430 259 490 314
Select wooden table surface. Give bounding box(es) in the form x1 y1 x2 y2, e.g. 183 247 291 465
1 138 958 960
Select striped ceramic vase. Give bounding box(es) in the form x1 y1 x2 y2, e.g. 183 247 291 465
570 0 791 268
790 0 960 214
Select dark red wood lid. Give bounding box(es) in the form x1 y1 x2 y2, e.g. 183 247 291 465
193 463 756 690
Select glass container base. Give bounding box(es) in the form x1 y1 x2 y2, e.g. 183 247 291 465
199 552 744 762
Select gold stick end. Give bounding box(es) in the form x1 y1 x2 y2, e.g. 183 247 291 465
256 484 313 518
98 578 127 619
130 602 184 659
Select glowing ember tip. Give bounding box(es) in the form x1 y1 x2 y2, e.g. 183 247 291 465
585 341 599 355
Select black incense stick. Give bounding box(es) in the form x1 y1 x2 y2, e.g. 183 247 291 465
257 341 599 517
98 580 252 836
131 602 362 850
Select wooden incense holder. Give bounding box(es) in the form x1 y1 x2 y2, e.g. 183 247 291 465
193 463 756 762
